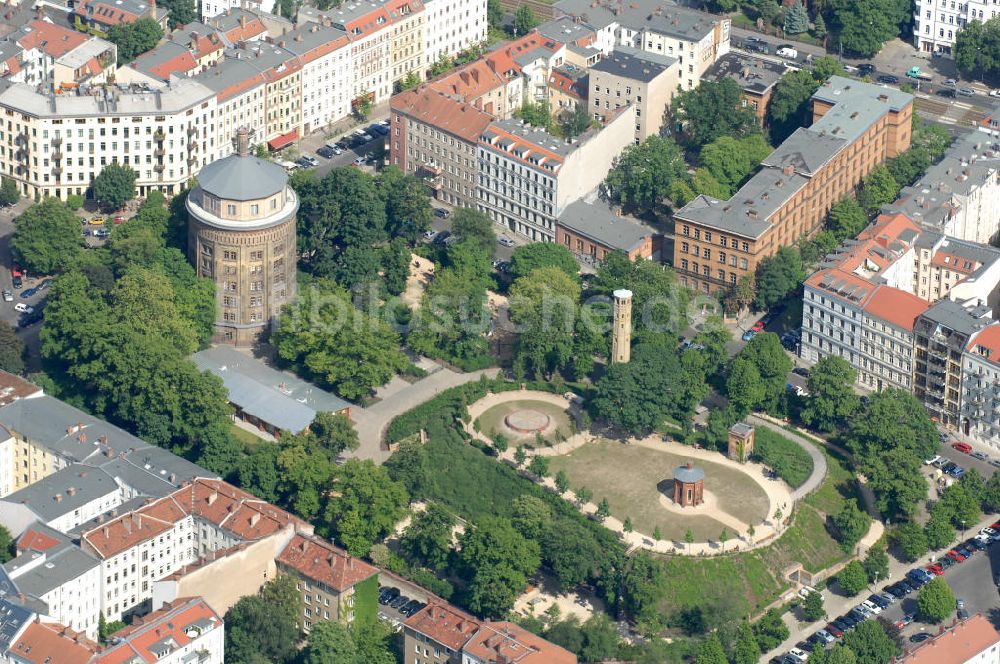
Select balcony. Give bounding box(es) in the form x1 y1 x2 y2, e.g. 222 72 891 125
154 163 164 173
187 126 197 136
51 136 61 146
187 140 197 151
188 155 197 165
52 165 61 175
52 150 62 161
155 148 166 158
154 130 165 142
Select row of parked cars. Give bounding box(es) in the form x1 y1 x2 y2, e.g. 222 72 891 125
776 523 1000 662
378 586 426 618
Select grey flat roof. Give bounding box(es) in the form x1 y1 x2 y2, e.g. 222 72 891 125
0 465 118 523
590 46 675 83
191 346 351 433
534 17 598 45
675 77 912 237
131 41 191 78
919 299 994 337
100 446 210 498
196 152 287 201
4 540 99 599
558 197 657 252
0 395 152 464
702 52 787 94
554 0 721 39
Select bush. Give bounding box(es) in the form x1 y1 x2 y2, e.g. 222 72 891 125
65 194 84 211
752 428 814 489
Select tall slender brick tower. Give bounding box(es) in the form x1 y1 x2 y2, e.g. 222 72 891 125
611 288 633 364
187 127 299 347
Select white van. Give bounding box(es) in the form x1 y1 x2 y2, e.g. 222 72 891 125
777 46 798 59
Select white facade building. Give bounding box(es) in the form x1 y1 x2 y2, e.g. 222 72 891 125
285 21 354 136
199 0 275 22
422 0 486 68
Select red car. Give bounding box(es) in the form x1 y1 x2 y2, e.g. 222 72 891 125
926 563 944 575
751 320 766 332
947 549 966 562
991 522 1000 531
113 216 125 225
952 441 973 454
10 264 23 278
825 623 843 638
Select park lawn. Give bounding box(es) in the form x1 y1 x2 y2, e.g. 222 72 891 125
476 400 574 444
229 422 267 447
654 450 855 620
548 439 770 541
754 428 814 489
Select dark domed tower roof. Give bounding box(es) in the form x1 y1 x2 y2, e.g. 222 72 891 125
196 127 286 201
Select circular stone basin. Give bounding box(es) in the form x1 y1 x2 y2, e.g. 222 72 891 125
504 409 552 434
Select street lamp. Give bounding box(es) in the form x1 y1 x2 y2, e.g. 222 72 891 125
962 519 967 538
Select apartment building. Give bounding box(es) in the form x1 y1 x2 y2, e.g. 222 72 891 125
75 0 168 32
80 477 311 622
284 21 352 136
588 46 677 142
914 299 995 430
554 0 729 91
911 0 995 56
95 597 224 664
6 21 114 90
897 614 1000 663
422 0 486 69
546 64 588 116
387 0 425 84
477 108 635 242
200 0 275 20
426 60 517 119
2 524 101 639
390 85 493 208
702 51 788 122
674 77 913 295
276 534 379 631
0 76 217 201
5 620 102 664
403 602 577 664
961 327 1000 446
884 131 1000 245
485 32 566 106
0 465 123 536
323 1 394 107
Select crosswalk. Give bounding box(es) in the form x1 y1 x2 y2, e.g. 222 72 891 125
914 94 986 127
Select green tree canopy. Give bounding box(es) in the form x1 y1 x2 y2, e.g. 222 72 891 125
827 197 869 241
272 281 411 401
603 135 688 214
840 620 899 664
802 355 860 431
591 342 689 435
12 198 84 276
846 389 939 518
670 79 760 150
0 177 18 206
859 164 900 211
695 632 728 664
451 207 496 254
459 516 541 617
754 246 804 309
323 459 409 556
784 0 809 32
917 576 956 623
302 621 357 664
829 0 910 57
509 243 579 281
400 502 455 571
224 575 300 664
107 18 164 63
803 590 826 621
891 521 929 561
838 560 868 596
514 5 539 35
698 134 772 196
0 322 24 375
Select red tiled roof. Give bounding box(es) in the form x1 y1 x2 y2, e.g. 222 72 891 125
0 370 41 407
17 527 62 553
806 268 878 307
222 18 266 43
9 622 100 664
392 86 494 143
898 614 1000 663
404 602 481 651
485 33 560 78
134 47 197 79
96 597 222 664
480 124 567 169
464 621 577 664
277 534 378 592
862 285 929 332
18 21 88 58
83 478 309 558
427 60 504 102
968 325 1000 362
343 6 392 39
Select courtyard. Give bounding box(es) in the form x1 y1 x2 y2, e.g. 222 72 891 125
548 438 773 543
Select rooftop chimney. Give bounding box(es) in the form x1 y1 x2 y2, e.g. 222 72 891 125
208 490 219 506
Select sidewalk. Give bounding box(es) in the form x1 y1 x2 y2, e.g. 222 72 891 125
764 511 1000 659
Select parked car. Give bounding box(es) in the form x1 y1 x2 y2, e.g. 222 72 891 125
825 623 844 638
316 145 337 159
895 613 916 630
926 563 944 575
972 451 989 461
13 303 33 314
742 329 758 342
11 275 21 289
944 78 958 86
950 466 967 479
93 228 110 238
814 629 835 645
751 320 766 332
1 289 10 302
776 46 798 59
884 584 907 599
938 555 956 569
910 633 932 644
861 600 882 615
857 63 876 75
838 612 860 628
877 74 900 84
19 287 36 299
958 599 969 620
868 594 891 609
378 587 400 605
959 87 976 96
389 595 410 610
934 457 951 468
792 367 810 377
938 88 957 98
434 207 450 218
952 441 973 454
786 648 810 663
432 231 452 245
925 455 942 465
946 549 966 562
497 236 516 247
